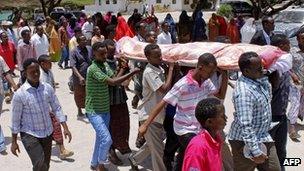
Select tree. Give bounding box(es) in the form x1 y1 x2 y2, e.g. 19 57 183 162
191 0 301 18
250 0 300 18
39 0 63 16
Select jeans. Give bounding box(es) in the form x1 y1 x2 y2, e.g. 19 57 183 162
0 95 5 152
21 132 52 171
87 113 112 167
0 125 5 152
58 46 69 67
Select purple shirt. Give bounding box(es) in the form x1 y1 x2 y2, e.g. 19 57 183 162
17 41 37 71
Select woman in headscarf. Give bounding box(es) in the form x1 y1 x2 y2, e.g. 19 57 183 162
114 16 134 41
177 10 193 43
217 14 227 36
110 15 118 26
49 20 61 62
226 18 240 43
78 13 87 27
208 13 220 41
93 12 108 38
164 13 177 43
67 16 80 39
192 11 207 42
104 11 113 24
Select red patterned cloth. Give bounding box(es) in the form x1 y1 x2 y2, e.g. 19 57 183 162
50 112 63 144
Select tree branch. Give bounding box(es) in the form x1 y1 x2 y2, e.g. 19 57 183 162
54 0 63 6
264 0 274 10
267 0 298 16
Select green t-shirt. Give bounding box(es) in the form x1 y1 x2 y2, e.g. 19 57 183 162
85 60 114 114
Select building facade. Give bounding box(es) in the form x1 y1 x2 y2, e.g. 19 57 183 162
85 0 195 14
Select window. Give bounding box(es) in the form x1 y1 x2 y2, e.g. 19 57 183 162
156 0 162 3
184 0 189 5
106 0 110 4
172 0 176 4
113 0 117 4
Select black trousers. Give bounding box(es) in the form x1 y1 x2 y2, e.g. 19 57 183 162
163 111 179 171
21 132 52 171
174 133 196 171
269 115 288 171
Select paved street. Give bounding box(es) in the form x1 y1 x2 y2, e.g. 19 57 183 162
0 10 304 171
0 62 304 171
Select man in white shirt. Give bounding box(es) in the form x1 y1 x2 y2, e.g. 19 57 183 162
157 22 172 44
82 16 94 41
250 16 274 46
31 25 49 57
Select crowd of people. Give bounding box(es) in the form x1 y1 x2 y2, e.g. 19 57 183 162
0 8 303 171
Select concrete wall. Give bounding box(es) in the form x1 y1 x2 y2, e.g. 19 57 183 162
86 0 195 14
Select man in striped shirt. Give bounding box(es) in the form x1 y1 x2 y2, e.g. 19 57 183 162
139 53 227 171
11 58 72 171
85 42 140 171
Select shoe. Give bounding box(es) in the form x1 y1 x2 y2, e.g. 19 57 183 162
59 149 74 159
289 132 301 139
77 113 86 118
90 165 97 171
58 64 63 69
5 96 11 104
299 115 304 122
128 154 139 171
0 148 8 155
109 155 123 166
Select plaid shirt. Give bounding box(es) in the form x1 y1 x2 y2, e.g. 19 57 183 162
11 82 66 138
228 75 273 157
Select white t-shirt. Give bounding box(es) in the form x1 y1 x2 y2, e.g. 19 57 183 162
31 33 49 57
157 32 172 44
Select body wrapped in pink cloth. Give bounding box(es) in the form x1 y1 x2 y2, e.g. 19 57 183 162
116 37 290 71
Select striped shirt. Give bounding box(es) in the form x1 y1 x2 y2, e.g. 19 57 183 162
85 60 114 114
163 70 216 136
11 82 66 138
16 41 37 71
228 76 273 157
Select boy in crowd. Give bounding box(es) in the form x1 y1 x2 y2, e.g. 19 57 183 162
0 56 18 155
17 30 37 83
139 53 227 171
129 44 174 171
11 58 72 171
183 97 227 171
86 42 140 171
157 22 172 44
38 55 74 159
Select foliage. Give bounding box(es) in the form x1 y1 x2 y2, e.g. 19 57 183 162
217 4 233 18
249 0 300 18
